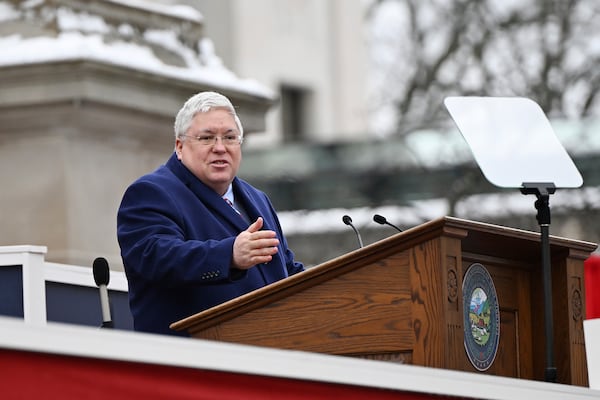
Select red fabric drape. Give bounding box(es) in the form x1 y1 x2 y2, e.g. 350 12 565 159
585 254 600 320
1 349 462 400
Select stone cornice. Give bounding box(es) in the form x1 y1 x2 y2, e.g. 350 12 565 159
0 59 272 133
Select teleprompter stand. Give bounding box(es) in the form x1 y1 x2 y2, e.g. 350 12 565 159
521 182 557 382
444 96 584 383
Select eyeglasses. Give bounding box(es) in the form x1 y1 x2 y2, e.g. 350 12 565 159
181 134 244 146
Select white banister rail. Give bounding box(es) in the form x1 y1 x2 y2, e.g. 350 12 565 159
584 318 600 389
0 245 48 325
0 245 128 326
45 262 128 292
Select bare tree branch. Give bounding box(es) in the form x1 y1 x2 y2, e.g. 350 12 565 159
366 0 600 136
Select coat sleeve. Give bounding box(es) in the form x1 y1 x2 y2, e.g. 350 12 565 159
117 179 239 287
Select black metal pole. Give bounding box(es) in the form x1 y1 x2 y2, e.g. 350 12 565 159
539 222 556 382
522 183 557 383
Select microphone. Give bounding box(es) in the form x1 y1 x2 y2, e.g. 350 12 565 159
342 215 364 248
373 214 403 232
93 257 113 328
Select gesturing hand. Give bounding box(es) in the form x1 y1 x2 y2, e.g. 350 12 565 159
232 217 279 270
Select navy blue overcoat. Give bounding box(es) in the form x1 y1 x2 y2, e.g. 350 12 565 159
117 153 304 336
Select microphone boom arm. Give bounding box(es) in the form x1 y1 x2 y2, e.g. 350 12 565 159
342 215 364 248
373 214 403 232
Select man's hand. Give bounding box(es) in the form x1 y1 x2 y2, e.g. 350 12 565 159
232 217 279 270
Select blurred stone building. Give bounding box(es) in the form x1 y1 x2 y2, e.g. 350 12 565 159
0 0 277 267
0 0 597 272
0 0 372 268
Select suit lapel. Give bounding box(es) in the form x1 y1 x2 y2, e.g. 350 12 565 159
233 179 267 227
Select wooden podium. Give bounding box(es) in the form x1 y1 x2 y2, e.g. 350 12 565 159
171 217 597 386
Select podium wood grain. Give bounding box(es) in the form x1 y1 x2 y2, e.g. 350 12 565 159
171 217 596 386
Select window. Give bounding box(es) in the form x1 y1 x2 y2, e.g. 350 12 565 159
280 85 308 142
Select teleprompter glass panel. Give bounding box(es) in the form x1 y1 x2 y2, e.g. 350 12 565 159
444 96 583 188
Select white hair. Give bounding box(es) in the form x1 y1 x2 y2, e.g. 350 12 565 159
174 91 244 140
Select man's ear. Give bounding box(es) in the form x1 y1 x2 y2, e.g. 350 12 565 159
175 138 183 159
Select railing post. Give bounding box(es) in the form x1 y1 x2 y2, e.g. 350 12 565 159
0 245 48 325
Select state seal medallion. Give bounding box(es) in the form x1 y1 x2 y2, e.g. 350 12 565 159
462 263 500 371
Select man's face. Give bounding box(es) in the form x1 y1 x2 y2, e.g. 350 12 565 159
175 109 242 195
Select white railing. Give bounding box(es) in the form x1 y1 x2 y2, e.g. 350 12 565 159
0 245 47 325
585 318 600 389
0 245 127 326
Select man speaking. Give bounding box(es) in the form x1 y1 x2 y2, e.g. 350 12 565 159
117 91 304 336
